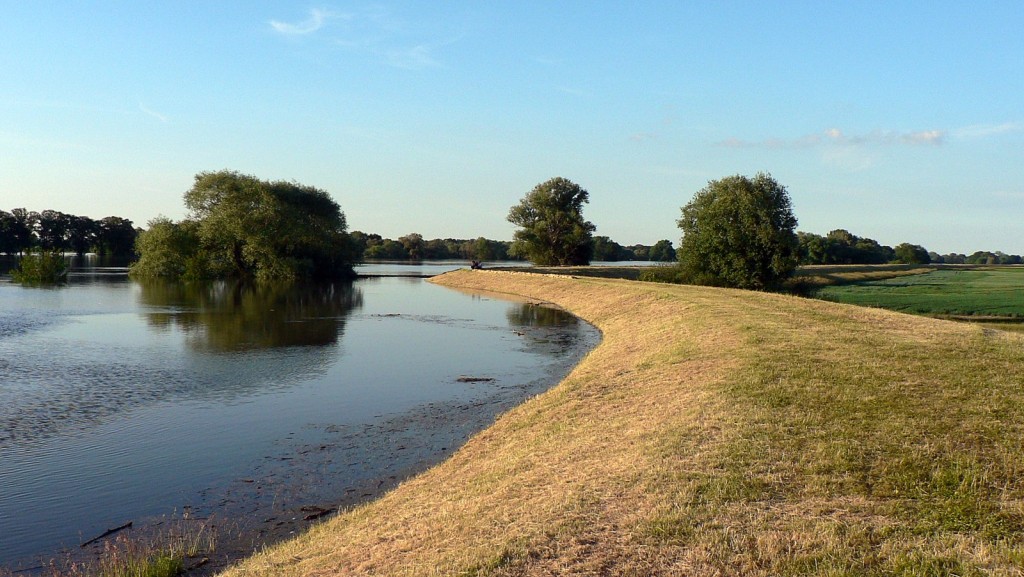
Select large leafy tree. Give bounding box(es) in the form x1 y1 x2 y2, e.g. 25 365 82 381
507 177 596 266
677 173 799 290
132 170 355 281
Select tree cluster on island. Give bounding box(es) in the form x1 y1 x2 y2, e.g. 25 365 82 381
130 171 357 281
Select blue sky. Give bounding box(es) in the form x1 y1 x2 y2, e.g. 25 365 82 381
2 2 1022 253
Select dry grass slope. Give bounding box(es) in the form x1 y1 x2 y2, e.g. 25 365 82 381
221 270 1024 576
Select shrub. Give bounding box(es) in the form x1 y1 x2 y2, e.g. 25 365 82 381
10 249 68 285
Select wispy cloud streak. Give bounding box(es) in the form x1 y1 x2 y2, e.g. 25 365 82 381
270 7 456 70
139 103 168 123
955 122 1023 139
718 127 946 149
270 9 338 35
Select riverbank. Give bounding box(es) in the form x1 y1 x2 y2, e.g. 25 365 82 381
221 269 1024 576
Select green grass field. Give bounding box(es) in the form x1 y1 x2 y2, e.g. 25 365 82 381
813 267 1024 318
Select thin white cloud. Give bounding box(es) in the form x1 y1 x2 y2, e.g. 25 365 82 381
269 8 339 35
954 122 1023 139
900 129 944 145
138 103 168 123
270 7 459 70
718 127 946 149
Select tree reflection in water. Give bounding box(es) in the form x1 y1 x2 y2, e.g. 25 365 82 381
506 302 591 360
137 280 363 351
506 301 577 328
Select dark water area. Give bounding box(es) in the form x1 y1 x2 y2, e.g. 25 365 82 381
0 263 599 572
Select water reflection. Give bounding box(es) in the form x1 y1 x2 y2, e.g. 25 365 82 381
507 302 578 328
0 275 601 568
0 280 363 451
136 280 363 351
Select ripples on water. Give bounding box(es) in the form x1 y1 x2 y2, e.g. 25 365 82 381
0 267 599 569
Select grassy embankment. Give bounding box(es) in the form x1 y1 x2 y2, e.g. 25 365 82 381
222 269 1024 576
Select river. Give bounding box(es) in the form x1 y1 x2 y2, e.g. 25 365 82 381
0 262 599 572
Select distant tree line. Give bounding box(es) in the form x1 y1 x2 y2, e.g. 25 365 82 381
349 231 677 263
798 229 1022 266
351 232 515 262
0 208 138 257
928 251 1024 265
593 237 677 262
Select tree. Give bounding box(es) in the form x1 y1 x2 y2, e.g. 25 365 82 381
628 244 650 261
364 239 408 260
507 177 596 266
8 209 37 254
894 243 931 264
95 216 138 258
130 217 203 278
470 237 494 260
11 248 67 285
131 170 355 280
67 215 98 256
592 236 628 261
0 210 20 254
648 240 677 262
398 233 426 260
797 231 834 264
36 210 72 251
424 238 454 259
677 172 799 290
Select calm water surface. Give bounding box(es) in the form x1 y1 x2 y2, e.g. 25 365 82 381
0 265 598 569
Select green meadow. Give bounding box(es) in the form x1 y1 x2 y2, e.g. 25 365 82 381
813 267 1024 319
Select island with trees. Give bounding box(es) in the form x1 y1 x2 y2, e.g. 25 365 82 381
130 170 357 281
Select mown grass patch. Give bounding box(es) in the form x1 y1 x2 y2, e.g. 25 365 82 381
813 267 1024 318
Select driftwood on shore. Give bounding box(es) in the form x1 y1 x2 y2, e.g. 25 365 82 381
80 521 132 548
